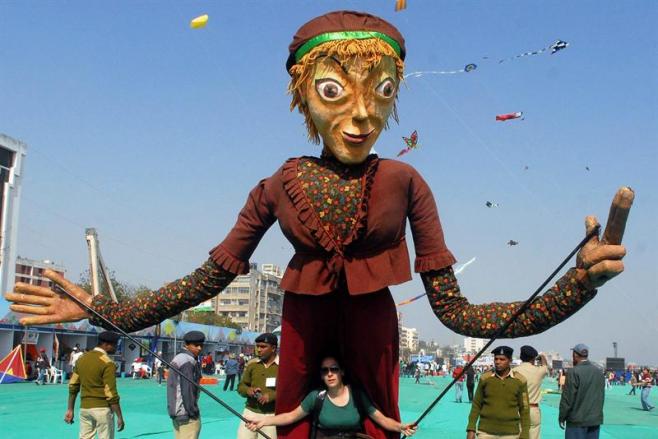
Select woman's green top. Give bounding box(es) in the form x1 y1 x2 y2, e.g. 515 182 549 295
301 386 376 430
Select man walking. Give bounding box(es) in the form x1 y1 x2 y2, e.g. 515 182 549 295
65 331 125 439
168 331 205 439
237 333 278 439
223 353 239 391
467 346 530 439
559 344 605 438
514 345 549 439
466 366 476 403
639 368 655 411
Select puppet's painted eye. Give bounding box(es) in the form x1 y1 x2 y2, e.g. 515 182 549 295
315 79 344 101
375 78 397 98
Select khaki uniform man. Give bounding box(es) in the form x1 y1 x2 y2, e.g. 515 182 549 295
237 332 279 439
467 346 530 439
513 345 548 439
65 331 124 439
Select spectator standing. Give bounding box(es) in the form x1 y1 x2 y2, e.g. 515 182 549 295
453 365 465 403
628 373 638 395
559 344 605 438
65 331 124 439
466 366 476 403
167 331 205 439
154 352 164 386
467 346 530 439
224 354 239 391
639 368 655 411
514 346 548 439
237 353 246 383
35 348 51 385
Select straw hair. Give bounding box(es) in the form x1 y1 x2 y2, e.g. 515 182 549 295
288 38 405 144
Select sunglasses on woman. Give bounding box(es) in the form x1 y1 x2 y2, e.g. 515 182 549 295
321 366 341 375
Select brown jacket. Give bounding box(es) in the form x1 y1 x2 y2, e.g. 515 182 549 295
210 156 455 295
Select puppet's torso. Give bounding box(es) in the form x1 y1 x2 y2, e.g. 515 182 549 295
210 154 455 295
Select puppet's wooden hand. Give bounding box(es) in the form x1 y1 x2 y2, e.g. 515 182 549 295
5 269 91 325
576 187 634 289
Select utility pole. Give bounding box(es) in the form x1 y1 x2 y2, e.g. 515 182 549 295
85 228 118 303
613 341 618 358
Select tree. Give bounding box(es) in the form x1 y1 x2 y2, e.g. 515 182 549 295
183 310 241 329
78 269 150 302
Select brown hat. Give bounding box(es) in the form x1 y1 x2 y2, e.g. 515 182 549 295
287 10 406 73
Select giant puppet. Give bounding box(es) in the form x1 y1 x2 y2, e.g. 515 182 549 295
7 11 630 439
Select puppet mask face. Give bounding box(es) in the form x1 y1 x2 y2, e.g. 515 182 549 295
304 55 398 164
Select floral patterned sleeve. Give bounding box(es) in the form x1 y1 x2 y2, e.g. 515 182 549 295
421 266 597 338
89 259 236 333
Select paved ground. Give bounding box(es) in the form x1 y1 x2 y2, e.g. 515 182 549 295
1 375 656 438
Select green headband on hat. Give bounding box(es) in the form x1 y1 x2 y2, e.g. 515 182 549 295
294 30 402 63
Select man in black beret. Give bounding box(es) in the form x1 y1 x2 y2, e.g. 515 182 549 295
237 332 278 439
514 345 549 439
66 331 124 439
467 346 530 438
167 330 205 439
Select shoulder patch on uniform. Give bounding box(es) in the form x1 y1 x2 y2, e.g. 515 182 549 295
480 371 495 381
99 354 112 363
246 358 260 365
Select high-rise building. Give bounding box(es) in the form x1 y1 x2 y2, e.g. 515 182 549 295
214 263 284 333
0 134 27 297
15 257 66 288
464 337 487 354
400 326 419 351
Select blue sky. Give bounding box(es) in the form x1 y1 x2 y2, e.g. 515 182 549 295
1 1 656 364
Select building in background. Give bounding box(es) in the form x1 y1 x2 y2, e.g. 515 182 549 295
400 326 419 352
15 257 66 288
207 263 283 333
0 134 27 298
464 337 487 354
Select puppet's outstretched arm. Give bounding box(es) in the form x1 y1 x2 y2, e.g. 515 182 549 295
421 266 595 338
6 179 276 331
89 259 236 332
422 187 633 338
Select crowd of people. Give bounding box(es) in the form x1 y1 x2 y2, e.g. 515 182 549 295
11 331 648 439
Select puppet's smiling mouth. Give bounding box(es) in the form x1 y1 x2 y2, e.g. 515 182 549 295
342 130 373 144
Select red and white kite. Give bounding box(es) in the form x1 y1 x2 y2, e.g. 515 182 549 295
496 111 523 122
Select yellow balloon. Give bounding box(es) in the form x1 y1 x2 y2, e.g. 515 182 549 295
190 14 209 29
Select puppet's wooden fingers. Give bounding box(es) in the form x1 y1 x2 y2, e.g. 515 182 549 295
602 187 634 245
43 269 93 305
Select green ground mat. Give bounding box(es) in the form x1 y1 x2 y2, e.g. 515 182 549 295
1 376 656 438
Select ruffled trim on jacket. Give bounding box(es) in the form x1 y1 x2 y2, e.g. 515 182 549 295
281 154 379 255
209 244 249 275
414 249 457 273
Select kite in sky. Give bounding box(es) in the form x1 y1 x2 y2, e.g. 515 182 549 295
190 14 209 29
497 39 569 63
395 0 407 11
507 240 519 246
397 130 419 157
485 201 499 208
496 111 524 122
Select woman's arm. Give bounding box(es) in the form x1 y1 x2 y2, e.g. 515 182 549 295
245 406 307 431
368 409 417 436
